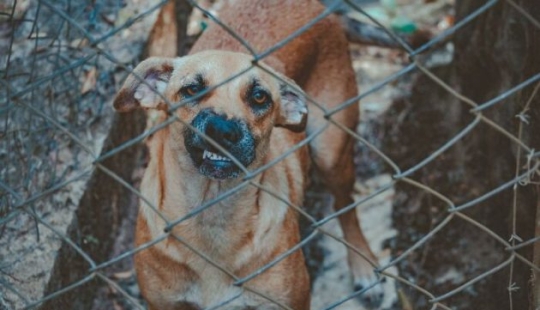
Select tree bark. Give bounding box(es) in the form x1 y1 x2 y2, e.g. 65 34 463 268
386 1 540 309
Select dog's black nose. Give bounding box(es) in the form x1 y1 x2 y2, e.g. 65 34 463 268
205 115 241 146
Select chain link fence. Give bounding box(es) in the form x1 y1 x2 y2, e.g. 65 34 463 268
1 0 539 309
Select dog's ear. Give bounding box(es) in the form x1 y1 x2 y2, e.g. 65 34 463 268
113 57 174 112
276 78 308 132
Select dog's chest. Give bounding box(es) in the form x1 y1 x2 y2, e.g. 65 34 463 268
171 271 277 309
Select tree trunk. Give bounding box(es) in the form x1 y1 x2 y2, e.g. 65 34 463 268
386 1 540 309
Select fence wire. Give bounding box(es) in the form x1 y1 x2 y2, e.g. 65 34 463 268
1 0 539 309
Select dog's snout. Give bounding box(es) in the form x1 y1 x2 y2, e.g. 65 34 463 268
185 109 256 178
205 115 241 145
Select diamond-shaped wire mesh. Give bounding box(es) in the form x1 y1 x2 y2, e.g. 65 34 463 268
1 0 539 309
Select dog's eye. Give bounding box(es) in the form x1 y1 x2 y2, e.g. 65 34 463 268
251 90 269 105
181 84 205 98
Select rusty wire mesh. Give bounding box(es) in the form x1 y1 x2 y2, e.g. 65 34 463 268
1 0 539 309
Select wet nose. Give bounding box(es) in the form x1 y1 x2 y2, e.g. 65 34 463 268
205 115 241 146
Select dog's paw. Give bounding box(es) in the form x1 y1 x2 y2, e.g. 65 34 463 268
352 270 385 309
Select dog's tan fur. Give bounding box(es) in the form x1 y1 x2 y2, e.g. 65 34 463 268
113 1 382 309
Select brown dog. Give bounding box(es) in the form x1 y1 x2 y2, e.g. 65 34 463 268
113 0 383 309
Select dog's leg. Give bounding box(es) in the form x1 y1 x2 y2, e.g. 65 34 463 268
304 57 384 308
310 113 384 308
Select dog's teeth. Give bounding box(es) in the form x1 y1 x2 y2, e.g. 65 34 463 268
203 150 211 160
202 150 231 161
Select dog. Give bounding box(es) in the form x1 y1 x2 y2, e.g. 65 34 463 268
113 0 383 309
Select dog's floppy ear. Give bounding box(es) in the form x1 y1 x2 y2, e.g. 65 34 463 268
276 77 308 132
113 57 174 112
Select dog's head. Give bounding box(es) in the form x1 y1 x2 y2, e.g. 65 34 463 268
113 51 307 180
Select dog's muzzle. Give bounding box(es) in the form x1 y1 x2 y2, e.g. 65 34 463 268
184 109 256 179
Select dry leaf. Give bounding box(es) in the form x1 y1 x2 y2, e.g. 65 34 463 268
70 38 89 49
112 269 134 280
81 67 97 94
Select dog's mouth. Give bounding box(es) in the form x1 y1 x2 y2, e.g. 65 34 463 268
188 147 244 180
184 110 256 180
190 148 240 179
